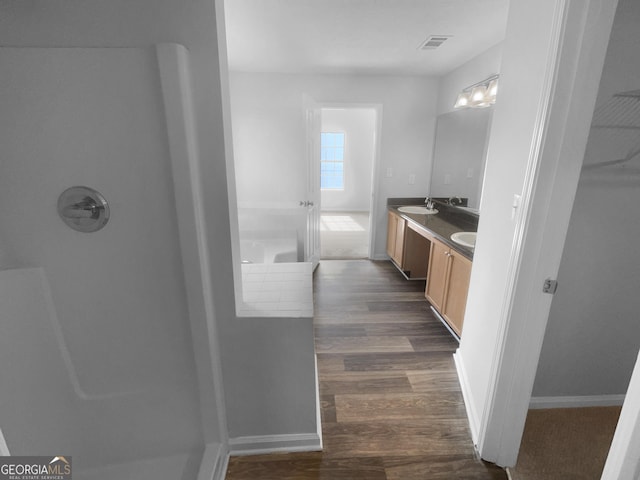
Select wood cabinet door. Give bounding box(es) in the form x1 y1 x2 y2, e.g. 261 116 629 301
426 239 449 311
393 216 406 266
443 249 472 336
386 211 398 259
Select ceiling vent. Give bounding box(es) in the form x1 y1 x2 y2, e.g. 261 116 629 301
418 35 452 50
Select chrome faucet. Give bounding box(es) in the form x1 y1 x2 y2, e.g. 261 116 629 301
424 197 435 211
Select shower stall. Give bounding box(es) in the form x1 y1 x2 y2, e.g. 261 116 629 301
0 45 223 478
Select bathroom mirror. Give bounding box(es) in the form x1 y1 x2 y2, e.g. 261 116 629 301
429 108 493 211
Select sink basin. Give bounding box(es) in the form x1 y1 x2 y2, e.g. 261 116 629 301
398 206 438 215
450 231 477 249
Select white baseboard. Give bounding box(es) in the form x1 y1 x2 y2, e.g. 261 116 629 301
314 354 324 450
197 442 228 480
454 351 481 445
228 433 323 456
529 394 625 409
370 254 390 261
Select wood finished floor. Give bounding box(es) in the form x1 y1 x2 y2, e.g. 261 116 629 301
225 260 506 480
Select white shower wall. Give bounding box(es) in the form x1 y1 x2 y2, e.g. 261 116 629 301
0 47 203 472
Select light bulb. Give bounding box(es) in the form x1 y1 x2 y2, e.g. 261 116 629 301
454 91 471 108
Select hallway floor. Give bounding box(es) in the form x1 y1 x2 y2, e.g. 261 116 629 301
225 260 506 479
320 212 369 259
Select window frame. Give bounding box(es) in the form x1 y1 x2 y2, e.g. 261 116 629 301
320 131 346 191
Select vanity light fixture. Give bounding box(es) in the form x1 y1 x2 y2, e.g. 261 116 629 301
454 74 499 109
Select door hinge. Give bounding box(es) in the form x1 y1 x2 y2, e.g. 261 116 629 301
543 278 558 294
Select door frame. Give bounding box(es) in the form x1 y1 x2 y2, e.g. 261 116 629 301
304 94 322 269
602 350 640 479
474 0 621 467
314 102 383 259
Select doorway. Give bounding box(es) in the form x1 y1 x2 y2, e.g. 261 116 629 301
319 107 378 260
509 0 640 475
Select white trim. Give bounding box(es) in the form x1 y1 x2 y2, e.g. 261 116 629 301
530 395 626 409
228 433 323 456
197 442 229 480
454 351 481 445
214 0 245 323
602 351 640 479
156 43 229 446
476 0 619 467
369 105 383 260
371 253 390 261
478 0 569 462
314 354 324 450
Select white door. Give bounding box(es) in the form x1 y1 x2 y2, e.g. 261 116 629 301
304 95 321 269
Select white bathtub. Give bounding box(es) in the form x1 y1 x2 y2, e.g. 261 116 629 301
237 206 306 264
240 230 299 264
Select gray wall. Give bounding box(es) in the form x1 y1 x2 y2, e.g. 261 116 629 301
533 0 640 398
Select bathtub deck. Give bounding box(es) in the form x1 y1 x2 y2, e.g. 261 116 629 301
237 262 314 318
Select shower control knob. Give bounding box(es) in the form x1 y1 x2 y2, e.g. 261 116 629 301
58 186 110 233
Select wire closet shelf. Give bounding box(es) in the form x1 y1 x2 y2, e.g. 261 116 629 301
583 89 640 176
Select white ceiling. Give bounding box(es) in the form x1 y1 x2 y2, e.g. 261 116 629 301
223 0 509 76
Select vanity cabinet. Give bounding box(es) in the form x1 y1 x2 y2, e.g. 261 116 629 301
386 210 406 266
386 211 429 279
425 238 472 337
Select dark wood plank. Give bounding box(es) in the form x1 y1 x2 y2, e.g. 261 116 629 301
363 321 453 337
314 325 368 337
321 420 477 457
366 300 431 312
315 336 414 354
409 335 460 352
384 455 507 480
334 392 467 422
319 372 413 395
226 453 387 480
407 370 462 393
320 395 337 423
343 351 455 372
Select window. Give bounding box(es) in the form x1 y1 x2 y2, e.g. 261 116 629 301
320 132 345 190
